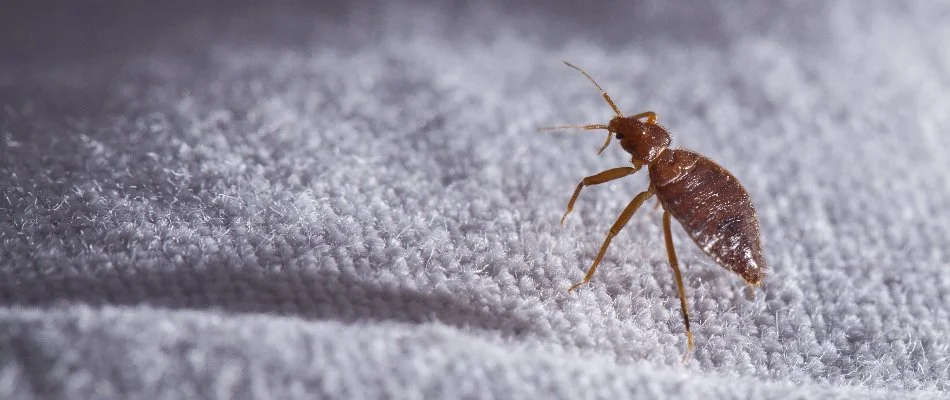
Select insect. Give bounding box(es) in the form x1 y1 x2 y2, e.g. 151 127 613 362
540 61 768 357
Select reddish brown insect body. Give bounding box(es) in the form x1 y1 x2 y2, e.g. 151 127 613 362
650 149 767 284
540 62 767 358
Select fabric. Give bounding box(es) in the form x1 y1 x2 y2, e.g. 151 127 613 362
2 1 949 398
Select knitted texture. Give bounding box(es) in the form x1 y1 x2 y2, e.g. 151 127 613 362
2 1 949 398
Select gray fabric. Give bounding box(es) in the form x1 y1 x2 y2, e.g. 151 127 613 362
2 1 949 398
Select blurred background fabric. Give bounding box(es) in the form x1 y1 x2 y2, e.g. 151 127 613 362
2 1 949 398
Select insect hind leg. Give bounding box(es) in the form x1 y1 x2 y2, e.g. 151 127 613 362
663 210 695 362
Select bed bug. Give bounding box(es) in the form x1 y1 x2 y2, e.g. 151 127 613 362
540 61 767 358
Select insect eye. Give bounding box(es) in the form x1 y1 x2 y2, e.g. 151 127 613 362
615 133 625 140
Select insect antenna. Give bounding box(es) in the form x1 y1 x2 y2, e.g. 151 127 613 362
536 124 613 155
563 61 622 117
536 124 609 132
537 62 624 155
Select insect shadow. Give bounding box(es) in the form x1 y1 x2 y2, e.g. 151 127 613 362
0 83 534 339
0 263 538 337
0 150 537 337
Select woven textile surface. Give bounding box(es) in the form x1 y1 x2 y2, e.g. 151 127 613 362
2 1 950 398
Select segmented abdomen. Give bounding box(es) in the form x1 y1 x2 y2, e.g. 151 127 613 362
649 149 767 284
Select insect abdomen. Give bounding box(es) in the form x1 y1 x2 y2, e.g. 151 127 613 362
649 149 767 284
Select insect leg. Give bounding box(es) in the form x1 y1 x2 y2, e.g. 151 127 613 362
568 189 654 292
629 111 657 124
561 166 640 226
663 210 695 360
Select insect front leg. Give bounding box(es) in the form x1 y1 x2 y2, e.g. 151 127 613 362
628 111 657 125
560 166 640 226
568 189 654 292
